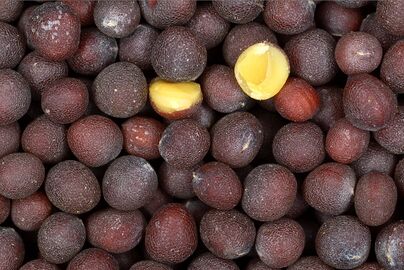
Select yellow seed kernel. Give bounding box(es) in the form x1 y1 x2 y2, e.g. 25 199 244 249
149 78 203 119
235 42 290 100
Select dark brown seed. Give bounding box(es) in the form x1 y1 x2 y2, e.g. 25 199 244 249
20 259 60 270
0 0 23 22
354 172 397 226
326 118 370 164
264 0 315 35
0 69 31 126
284 29 337 86
256 218 305 268
159 119 210 168
142 188 172 217
375 221 404 270
151 26 207 81
273 122 325 173
186 3 230 50
21 115 69 164
0 153 45 200
246 258 276 270
145 203 198 264
130 260 172 270
119 24 159 70
376 0 404 36
394 158 404 196
303 162 356 215
94 0 140 38
29 2 81 61
200 209 256 259
190 103 217 129
38 212 86 264
62 0 95 26
159 161 196 200
93 62 147 118
18 51 68 100
17 6 36 50
67 27 118 75
0 22 25 69
353 262 385 270
87 207 145 254
11 191 52 231
374 109 404 154
242 164 297 221
380 40 404 94
212 0 264 24
316 215 371 269
287 256 333 270
312 86 344 131
0 195 10 224
211 112 263 168
0 227 25 270
343 73 397 131
183 198 210 225
188 252 239 270
67 248 118 270
67 115 123 167
0 122 20 159
223 22 277 67
335 0 369 8
103 155 158 211
192 161 242 210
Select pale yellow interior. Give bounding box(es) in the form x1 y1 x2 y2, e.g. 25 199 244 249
235 42 290 100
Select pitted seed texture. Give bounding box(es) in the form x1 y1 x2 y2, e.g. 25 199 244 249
0 227 25 270
374 109 404 154
0 122 20 159
0 0 23 22
287 256 333 270
188 252 240 270
20 259 60 270
375 221 404 270
212 0 264 24
67 248 119 270
130 260 172 270
0 21 25 69
380 40 404 94
159 161 196 200
62 0 95 26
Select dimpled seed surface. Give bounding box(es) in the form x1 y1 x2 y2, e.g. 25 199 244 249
159 161 196 199
212 0 264 24
87 208 145 254
130 260 172 270
200 209 256 260
67 248 119 270
374 110 404 154
246 258 277 270
145 203 198 264
0 227 25 270
20 259 60 270
316 215 371 269
375 0 404 36
0 0 23 22
0 22 25 69
188 252 240 270
242 164 297 222
353 262 385 270
375 221 404 270
0 122 20 159
287 256 333 270
62 0 95 26
380 40 404 94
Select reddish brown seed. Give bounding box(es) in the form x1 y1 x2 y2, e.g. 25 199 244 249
42 77 89 124
284 29 337 86
223 22 277 67
273 122 325 173
264 0 315 35
335 32 383 75
87 207 145 254
0 195 10 224
186 3 231 50
192 161 242 210
212 0 264 24
0 122 20 159
312 86 344 131
62 0 95 26
242 164 297 221
45 160 101 214
145 203 198 264
0 69 31 126
394 158 404 197
130 260 172 270
159 119 210 168
139 0 197 29
67 115 123 167
0 0 23 22
119 24 159 70
188 252 239 270
103 155 158 211
94 0 140 38
200 209 256 259
316 1 363 36
316 215 371 269
353 262 385 270
67 28 118 75
0 22 25 69
93 62 147 118
380 40 404 94
18 51 68 100
274 77 320 122
0 227 25 270
0 153 45 200
352 141 396 177
21 115 68 164
326 118 370 164
354 172 397 226
17 5 36 50
142 188 172 217
29 2 81 61
67 248 118 270
256 218 305 268
201 64 253 113
211 112 263 168
11 191 52 231
376 0 404 36
20 259 60 270
375 221 404 270
38 212 86 264
374 109 404 154
246 258 277 270
159 161 196 199
303 162 356 215
287 256 333 270
122 116 165 160
343 73 397 131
